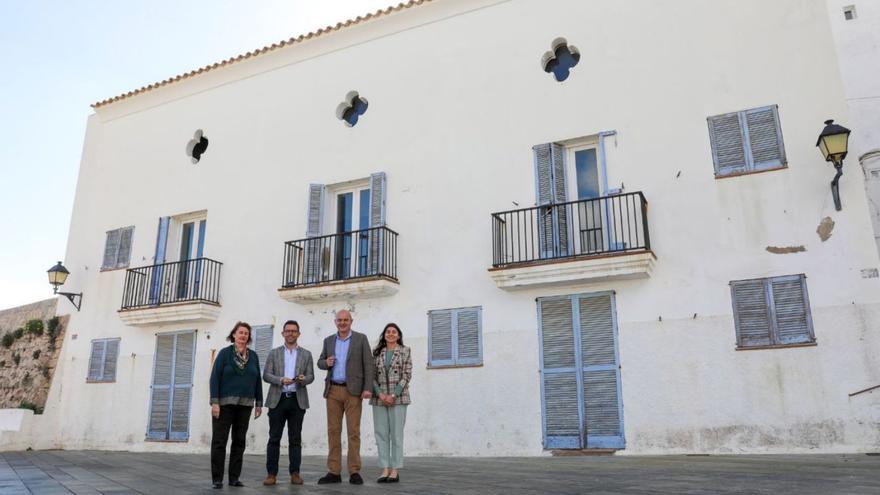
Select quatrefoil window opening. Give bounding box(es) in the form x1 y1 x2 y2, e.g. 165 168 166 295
542 38 580 82
336 91 369 127
186 129 209 164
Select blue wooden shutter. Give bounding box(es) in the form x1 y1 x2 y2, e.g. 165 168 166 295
103 339 120 382
150 217 171 304
455 307 482 365
428 310 453 366
169 331 195 440
708 111 748 176
102 229 121 269
367 172 387 275
538 297 580 448
745 105 786 171
769 274 813 344
249 325 274 372
147 333 174 439
193 220 207 296
730 279 772 347
304 184 325 283
116 227 134 268
534 143 569 258
87 340 106 381
579 294 623 448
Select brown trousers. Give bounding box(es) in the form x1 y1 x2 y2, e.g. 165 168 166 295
326 384 363 474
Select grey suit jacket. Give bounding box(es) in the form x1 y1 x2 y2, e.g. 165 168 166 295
262 345 315 410
317 331 375 398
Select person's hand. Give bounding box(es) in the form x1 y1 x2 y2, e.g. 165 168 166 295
326 355 336 367
361 390 372 400
378 393 387 403
296 374 305 383
383 394 395 406
254 407 262 419
281 377 294 385
211 404 220 418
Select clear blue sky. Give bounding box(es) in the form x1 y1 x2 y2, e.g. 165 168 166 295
0 0 396 310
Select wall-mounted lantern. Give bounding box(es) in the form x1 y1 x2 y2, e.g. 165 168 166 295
816 119 851 211
47 261 82 311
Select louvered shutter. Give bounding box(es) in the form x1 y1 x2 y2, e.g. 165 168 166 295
534 143 569 258
367 172 387 275
428 310 453 366
456 307 482 365
538 297 580 448
249 325 274 372
87 340 106 381
746 106 786 170
103 339 120 381
731 279 772 347
116 227 134 268
147 333 175 439
102 229 121 269
150 217 170 304
579 295 622 446
304 184 325 283
770 275 813 344
708 112 748 176
169 331 195 440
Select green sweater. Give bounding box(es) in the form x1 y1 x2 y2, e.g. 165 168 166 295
209 346 263 407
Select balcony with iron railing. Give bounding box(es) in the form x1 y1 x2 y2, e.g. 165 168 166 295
489 192 655 289
278 226 399 303
118 258 222 325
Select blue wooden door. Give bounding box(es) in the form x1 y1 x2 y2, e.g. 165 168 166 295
538 292 624 449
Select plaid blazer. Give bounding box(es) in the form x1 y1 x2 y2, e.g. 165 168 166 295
369 345 412 406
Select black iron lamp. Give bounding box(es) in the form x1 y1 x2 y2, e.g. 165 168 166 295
47 261 82 311
816 119 851 211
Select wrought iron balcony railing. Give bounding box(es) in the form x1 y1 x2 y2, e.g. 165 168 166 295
121 258 222 310
491 192 650 268
282 226 398 288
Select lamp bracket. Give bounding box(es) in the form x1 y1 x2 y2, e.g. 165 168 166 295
58 292 82 311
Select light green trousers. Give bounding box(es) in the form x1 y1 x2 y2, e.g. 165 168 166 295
372 404 407 468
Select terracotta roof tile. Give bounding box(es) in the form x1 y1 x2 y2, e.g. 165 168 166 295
92 0 431 109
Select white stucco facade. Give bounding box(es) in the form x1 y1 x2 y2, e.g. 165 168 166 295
19 0 880 456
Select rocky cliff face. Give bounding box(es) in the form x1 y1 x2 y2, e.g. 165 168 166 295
0 299 67 412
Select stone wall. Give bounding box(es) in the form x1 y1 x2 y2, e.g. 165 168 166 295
0 299 67 411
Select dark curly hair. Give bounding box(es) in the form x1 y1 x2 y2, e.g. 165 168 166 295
226 321 252 344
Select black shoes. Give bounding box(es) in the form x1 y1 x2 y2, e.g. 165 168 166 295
388 475 400 483
349 473 364 485
377 476 389 483
212 482 223 489
228 480 244 487
317 472 342 484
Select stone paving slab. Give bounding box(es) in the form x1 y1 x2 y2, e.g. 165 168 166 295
0 451 879 494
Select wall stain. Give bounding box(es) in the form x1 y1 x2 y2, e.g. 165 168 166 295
816 217 835 241
766 245 806 254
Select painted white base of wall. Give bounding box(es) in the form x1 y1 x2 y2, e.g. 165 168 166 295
0 409 56 452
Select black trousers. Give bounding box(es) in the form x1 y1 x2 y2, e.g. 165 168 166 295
211 405 252 483
266 394 306 475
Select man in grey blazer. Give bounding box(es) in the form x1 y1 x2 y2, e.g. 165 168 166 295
316 309 375 485
262 320 314 486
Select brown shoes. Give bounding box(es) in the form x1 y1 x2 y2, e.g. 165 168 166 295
290 473 304 485
263 474 277 486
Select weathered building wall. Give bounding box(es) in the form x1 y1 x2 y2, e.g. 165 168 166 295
41 0 880 456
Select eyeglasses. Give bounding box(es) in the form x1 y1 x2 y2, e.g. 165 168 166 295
335 318 351 323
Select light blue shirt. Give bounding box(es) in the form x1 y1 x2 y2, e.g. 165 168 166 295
282 345 298 393
331 333 351 383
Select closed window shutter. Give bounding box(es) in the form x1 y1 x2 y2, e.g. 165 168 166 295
249 325 274 372
731 279 772 347
103 339 120 381
116 227 134 268
304 184 325 283
87 340 106 381
770 275 813 344
169 331 195 440
429 310 453 365
539 298 579 441
534 143 569 257
579 295 621 438
150 217 170 304
147 334 175 440
102 229 121 269
456 307 482 364
746 106 785 170
708 112 748 176
368 172 387 275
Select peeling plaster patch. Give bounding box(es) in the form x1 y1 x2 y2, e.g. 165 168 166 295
817 217 835 241
862 268 879 279
766 245 806 254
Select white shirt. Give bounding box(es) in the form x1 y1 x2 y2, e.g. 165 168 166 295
282 345 299 393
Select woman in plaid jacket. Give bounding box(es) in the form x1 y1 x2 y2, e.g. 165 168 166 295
369 323 412 483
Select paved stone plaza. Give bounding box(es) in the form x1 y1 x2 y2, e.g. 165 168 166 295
1 451 879 494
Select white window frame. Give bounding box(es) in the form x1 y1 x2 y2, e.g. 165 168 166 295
86 338 120 383
427 306 483 368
